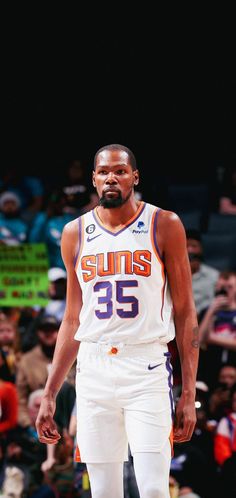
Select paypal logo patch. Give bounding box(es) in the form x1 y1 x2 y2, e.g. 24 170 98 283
132 220 148 234
137 221 145 229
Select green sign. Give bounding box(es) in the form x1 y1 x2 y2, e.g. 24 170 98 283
0 243 50 306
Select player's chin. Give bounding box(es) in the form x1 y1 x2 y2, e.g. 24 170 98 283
104 192 120 201
99 195 122 209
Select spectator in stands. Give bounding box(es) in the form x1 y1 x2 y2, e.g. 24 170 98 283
0 347 15 385
0 349 18 435
198 271 236 390
43 267 67 323
0 191 29 245
170 381 218 498
16 315 60 429
0 310 7 321
213 383 236 498
0 348 18 478
0 465 25 498
0 166 44 223
22 268 67 352
28 389 45 432
217 363 236 388
0 318 21 382
168 228 204 399
219 163 236 215
28 188 76 269
60 158 98 215
207 363 236 424
2 389 54 498
16 313 76 465
185 228 220 319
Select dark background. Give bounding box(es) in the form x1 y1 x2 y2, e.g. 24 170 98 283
2 7 236 184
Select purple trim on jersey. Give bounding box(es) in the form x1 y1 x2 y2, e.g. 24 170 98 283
153 208 163 260
161 270 167 321
92 203 146 236
164 352 175 420
74 217 82 267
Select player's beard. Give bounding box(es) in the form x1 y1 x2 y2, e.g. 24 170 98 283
99 188 133 208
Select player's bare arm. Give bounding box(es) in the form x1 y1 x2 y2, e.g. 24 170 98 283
36 219 82 444
157 209 199 442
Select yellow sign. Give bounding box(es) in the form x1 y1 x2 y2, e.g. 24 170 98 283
0 243 49 306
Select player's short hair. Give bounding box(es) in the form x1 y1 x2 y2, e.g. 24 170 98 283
94 144 137 171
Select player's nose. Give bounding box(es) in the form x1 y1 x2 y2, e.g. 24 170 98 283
106 171 117 183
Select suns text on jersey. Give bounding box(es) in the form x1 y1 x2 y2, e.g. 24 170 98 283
81 250 152 282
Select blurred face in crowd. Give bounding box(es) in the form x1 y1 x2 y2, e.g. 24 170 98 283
49 278 67 299
215 273 236 306
28 390 44 424
68 160 85 182
218 365 236 388
186 238 203 274
1 199 19 218
37 326 58 348
0 319 16 348
223 274 236 302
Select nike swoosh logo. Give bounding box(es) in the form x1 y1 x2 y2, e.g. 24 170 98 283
148 363 162 370
87 234 102 242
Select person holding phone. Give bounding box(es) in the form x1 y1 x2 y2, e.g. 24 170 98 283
198 270 236 389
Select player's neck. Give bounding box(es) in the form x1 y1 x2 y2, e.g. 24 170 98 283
96 199 142 230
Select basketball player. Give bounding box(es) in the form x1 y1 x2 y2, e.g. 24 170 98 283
36 144 199 498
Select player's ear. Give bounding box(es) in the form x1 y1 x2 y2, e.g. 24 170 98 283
92 171 96 188
134 170 139 186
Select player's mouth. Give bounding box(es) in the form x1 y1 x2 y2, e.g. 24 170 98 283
103 187 119 194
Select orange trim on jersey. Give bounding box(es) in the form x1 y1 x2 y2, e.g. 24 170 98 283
93 201 145 233
150 209 163 267
75 217 84 272
151 209 166 319
169 426 174 457
123 201 145 228
74 444 81 462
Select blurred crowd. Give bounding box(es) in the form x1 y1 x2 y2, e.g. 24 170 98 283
0 159 235 498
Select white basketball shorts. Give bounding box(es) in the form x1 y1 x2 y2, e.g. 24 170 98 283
75 341 174 463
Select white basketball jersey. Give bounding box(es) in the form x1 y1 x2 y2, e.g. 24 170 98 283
74 202 175 345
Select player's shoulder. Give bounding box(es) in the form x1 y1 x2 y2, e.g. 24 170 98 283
159 208 182 225
146 204 186 243
63 216 80 235
146 202 182 225
61 215 85 248
63 210 91 234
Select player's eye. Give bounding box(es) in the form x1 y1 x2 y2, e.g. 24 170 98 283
116 169 126 175
97 170 108 175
